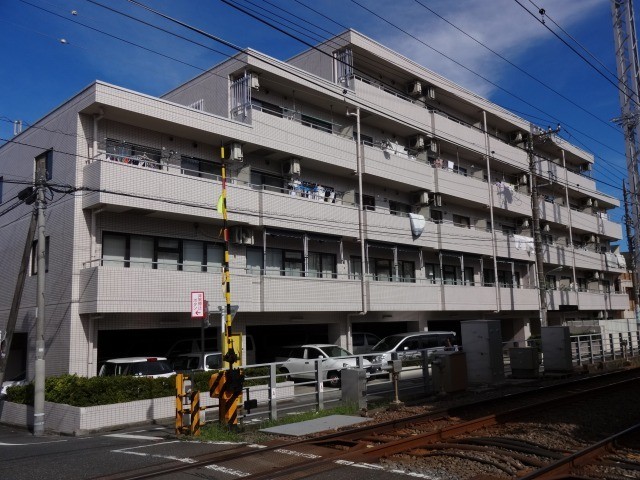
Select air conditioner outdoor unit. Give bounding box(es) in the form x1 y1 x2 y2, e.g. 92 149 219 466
231 227 254 244
249 73 260 90
432 193 442 207
592 199 599 208
407 80 422 96
520 218 530 228
518 174 528 185
408 134 425 150
226 142 243 161
241 227 254 245
424 85 436 100
413 191 430 205
584 198 593 207
426 139 439 155
584 234 596 243
542 223 550 232
231 227 243 244
593 272 601 280
283 158 301 176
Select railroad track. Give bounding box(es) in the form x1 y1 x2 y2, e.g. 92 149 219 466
93 368 640 480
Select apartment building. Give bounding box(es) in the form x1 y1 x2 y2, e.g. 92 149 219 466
0 30 629 377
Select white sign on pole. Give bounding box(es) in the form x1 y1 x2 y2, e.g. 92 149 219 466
191 291 205 318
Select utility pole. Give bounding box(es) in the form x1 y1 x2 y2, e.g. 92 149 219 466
611 0 640 313
623 182 640 324
33 153 47 436
528 125 561 328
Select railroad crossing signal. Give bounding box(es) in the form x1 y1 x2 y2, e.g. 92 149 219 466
209 368 245 429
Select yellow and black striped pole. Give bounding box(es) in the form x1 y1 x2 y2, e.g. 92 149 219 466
215 148 243 429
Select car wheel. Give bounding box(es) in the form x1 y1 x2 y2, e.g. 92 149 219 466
279 367 291 381
326 371 341 388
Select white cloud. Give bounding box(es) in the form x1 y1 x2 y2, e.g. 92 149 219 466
356 0 605 98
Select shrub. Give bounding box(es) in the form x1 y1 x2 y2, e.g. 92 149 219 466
5 367 283 407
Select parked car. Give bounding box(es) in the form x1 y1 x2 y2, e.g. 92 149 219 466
277 344 371 387
98 357 175 378
166 334 256 365
0 373 26 399
369 331 458 368
352 332 381 354
171 352 223 373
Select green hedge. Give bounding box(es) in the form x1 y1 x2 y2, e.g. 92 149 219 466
5 367 281 407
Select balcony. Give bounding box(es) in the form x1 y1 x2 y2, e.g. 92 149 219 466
351 76 433 131
432 110 486 155
578 291 629 311
436 168 488 206
570 209 622 239
362 144 435 190
250 109 355 170
492 182 531 216
437 221 494 256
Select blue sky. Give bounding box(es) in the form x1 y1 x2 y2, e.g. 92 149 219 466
0 0 632 246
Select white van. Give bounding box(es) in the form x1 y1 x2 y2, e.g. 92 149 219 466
370 331 457 367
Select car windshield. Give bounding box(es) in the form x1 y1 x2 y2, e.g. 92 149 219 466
129 360 173 376
371 334 406 352
318 345 353 357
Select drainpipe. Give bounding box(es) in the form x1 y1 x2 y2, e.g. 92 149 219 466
482 111 501 312
92 108 105 160
346 106 367 352
562 150 578 303
90 208 105 265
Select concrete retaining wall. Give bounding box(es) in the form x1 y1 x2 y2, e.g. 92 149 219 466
0 382 294 435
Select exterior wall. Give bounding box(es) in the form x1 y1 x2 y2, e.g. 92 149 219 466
0 32 629 381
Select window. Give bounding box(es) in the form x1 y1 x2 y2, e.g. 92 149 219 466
453 165 467 176
483 269 495 286
353 132 374 146
283 250 304 277
350 256 363 279
180 156 221 179
30 236 50 275
356 193 375 211
577 278 588 292
430 210 443 223
101 233 222 272
389 201 411 216
103 233 127 267
499 270 520 288
265 248 282 276
35 150 53 181
545 275 557 290
309 252 336 278
426 263 440 284
373 259 392 281
502 225 516 235
253 99 283 118
105 139 161 169
464 266 475 285
251 170 285 192
542 234 553 245
399 261 415 283
130 236 154 269
246 247 263 275
301 114 332 133
443 265 458 285
452 214 470 228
